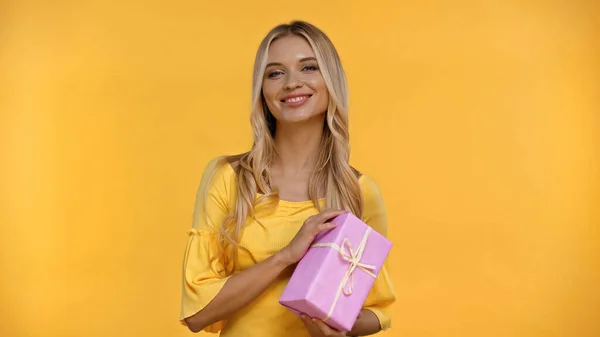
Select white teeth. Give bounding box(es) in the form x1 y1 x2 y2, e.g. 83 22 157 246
285 96 308 103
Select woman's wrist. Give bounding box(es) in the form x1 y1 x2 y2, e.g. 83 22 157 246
273 248 295 269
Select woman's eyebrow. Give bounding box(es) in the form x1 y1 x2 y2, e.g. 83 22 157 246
298 57 317 63
265 57 317 69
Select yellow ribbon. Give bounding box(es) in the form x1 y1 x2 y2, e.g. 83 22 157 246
310 226 377 321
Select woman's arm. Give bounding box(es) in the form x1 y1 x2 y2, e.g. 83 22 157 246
184 251 290 332
184 209 345 332
346 309 382 336
301 309 381 337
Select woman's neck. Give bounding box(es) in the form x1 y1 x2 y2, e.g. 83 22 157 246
272 117 324 177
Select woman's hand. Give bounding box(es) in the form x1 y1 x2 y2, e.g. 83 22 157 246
277 209 346 266
301 315 347 337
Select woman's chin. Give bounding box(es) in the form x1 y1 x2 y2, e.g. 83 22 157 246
278 109 325 124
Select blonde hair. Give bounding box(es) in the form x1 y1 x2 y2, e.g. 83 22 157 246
207 21 363 276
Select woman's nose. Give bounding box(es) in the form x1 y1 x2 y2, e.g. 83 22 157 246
283 72 303 90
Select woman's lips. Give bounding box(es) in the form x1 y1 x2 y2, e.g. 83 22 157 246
281 95 311 107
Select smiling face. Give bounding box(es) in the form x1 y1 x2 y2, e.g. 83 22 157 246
262 35 329 125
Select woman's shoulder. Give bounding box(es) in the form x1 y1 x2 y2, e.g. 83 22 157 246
353 167 383 199
223 153 245 172
353 168 388 234
196 154 243 201
200 156 233 181
200 158 384 205
201 153 247 178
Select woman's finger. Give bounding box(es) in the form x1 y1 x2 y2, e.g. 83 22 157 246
301 315 322 335
316 221 337 232
314 209 345 224
312 318 335 336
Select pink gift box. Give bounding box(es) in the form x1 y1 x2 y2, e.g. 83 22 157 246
279 212 392 332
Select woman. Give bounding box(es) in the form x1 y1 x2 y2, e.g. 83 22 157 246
179 21 395 336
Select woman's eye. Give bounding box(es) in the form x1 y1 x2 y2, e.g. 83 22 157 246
267 70 284 78
302 65 319 71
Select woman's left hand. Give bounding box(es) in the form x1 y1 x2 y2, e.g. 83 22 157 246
301 315 347 337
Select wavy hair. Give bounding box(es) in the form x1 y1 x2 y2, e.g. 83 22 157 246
206 21 363 276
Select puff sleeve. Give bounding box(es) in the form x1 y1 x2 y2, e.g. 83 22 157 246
179 157 233 333
359 174 397 331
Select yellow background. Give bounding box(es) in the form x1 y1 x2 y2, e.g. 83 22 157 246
1 1 598 336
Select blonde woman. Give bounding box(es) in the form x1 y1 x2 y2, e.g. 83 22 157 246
179 21 395 337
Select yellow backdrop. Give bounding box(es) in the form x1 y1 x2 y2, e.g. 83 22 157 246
1 1 598 336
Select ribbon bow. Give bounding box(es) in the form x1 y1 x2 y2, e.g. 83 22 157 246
310 226 377 320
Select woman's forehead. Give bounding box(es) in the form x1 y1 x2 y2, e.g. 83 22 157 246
267 35 316 63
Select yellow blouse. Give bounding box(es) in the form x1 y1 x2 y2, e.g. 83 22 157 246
179 157 396 336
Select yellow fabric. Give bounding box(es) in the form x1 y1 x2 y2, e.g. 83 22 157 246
179 157 396 336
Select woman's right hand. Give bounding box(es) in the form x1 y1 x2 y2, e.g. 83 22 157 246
277 209 347 266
